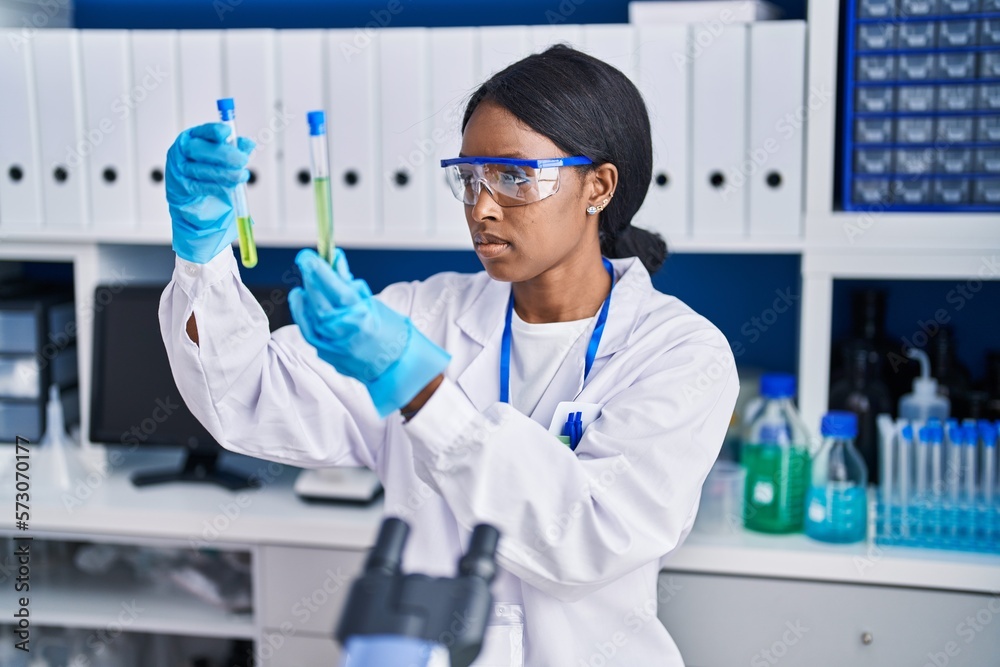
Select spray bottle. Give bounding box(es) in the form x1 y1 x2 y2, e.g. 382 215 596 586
898 348 950 424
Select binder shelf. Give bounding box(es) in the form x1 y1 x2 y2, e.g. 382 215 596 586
844 0 1000 211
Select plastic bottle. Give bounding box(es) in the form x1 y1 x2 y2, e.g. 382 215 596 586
805 411 869 544
898 348 950 424
741 373 812 534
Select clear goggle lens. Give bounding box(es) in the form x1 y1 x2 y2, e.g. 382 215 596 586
444 162 562 207
440 156 592 207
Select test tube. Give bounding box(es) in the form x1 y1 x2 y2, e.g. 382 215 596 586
980 421 996 505
217 98 258 269
899 423 913 537
877 414 895 504
930 428 943 499
963 425 978 505
916 426 930 500
307 110 335 266
947 423 962 504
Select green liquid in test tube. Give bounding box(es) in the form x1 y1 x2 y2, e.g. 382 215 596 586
217 98 258 268
307 110 335 266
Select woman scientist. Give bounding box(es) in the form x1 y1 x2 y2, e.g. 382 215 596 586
160 45 738 666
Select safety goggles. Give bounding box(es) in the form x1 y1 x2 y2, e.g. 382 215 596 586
440 156 593 207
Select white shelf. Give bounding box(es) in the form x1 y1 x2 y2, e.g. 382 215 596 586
666 527 1000 595
0 561 255 639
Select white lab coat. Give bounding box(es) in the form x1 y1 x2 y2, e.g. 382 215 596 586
159 249 739 667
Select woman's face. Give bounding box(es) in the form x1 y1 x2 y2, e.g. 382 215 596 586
457 100 596 283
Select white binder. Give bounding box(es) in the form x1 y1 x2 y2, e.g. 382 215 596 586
529 24 583 53
429 27 477 244
0 30 43 229
478 25 530 80
224 29 279 232
581 24 637 82
748 21 806 238
326 29 379 242
634 24 690 241
32 30 88 230
79 30 138 232
130 30 180 233
277 30 325 235
378 28 430 240
690 23 747 237
178 31 223 130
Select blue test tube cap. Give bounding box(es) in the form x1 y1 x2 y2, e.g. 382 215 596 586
821 411 857 439
979 420 997 447
307 110 327 136
920 423 943 445
217 97 236 121
760 373 796 399
961 424 978 446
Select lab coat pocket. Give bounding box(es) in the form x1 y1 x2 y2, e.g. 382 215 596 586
471 603 524 667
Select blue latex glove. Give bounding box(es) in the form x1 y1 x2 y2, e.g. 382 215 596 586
166 123 256 263
289 248 451 418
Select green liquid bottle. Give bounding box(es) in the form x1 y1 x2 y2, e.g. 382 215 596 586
741 373 812 534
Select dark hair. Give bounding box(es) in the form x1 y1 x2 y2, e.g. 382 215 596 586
461 44 667 274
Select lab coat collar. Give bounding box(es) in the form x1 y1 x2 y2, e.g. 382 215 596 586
453 256 652 414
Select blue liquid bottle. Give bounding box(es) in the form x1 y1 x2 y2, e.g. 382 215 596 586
805 411 869 544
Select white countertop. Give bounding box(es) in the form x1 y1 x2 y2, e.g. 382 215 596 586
2 445 998 594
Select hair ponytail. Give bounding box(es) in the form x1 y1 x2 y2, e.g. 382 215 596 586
601 224 667 275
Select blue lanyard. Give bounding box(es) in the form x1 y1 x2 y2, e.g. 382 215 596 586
500 258 615 404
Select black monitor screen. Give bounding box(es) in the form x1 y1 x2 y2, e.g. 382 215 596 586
90 284 292 448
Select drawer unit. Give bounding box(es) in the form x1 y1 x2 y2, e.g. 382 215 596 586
843 0 1000 211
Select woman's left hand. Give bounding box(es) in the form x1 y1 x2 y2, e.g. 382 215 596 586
289 248 451 417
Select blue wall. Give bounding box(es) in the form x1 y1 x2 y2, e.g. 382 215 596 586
75 0 807 29
242 247 802 374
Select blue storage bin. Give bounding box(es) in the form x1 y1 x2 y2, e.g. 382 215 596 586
977 115 1000 141
979 52 1000 78
933 178 972 203
982 19 1000 46
853 178 892 204
936 147 975 172
937 52 977 79
938 20 978 47
937 116 976 142
899 21 937 47
979 84 1000 109
857 86 896 112
937 84 977 110
859 0 897 18
973 178 1000 202
857 117 896 142
858 55 898 81
896 116 936 142
856 148 896 174
938 0 980 12
892 177 932 203
975 147 1000 172
898 85 937 111
895 148 936 173
900 0 938 15
858 23 897 50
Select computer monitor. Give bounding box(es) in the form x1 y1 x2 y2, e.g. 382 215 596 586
89 283 293 490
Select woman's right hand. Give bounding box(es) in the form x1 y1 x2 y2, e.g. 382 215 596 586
165 123 256 264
